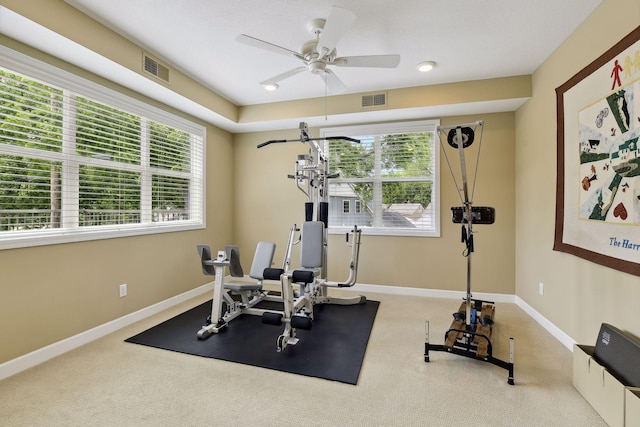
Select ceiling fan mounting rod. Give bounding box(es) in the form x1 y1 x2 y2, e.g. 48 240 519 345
307 18 326 38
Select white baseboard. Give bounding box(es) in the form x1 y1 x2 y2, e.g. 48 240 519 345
347 282 516 304
0 282 574 381
0 282 213 381
349 283 573 349
514 296 576 351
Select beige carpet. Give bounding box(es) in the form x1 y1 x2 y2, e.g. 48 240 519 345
0 288 605 426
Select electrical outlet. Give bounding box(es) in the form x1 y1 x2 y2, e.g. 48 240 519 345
119 283 127 298
538 282 544 296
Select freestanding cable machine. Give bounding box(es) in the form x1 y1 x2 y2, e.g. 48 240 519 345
424 121 515 385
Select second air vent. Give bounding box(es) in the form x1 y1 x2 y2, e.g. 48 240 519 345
361 92 387 108
143 54 170 83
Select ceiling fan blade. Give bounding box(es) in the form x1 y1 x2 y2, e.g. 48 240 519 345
331 54 401 68
316 7 356 59
236 34 303 60
259 67 307 85
322 69 347 93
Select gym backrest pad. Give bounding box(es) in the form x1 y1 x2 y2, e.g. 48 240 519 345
300 221 323 269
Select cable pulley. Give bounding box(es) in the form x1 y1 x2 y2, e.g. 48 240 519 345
446 126 474 149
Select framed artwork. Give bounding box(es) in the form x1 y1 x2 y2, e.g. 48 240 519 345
555 26 640 276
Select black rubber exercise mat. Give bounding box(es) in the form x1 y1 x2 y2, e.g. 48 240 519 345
125 299 379 385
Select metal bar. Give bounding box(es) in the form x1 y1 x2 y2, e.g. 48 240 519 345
427 338 515 385
453 125 474 328
424 320 430 362
257 136 360 149
436 120 483 131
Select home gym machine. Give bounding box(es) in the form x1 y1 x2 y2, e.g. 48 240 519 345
258 122 366 352
424 121 515 385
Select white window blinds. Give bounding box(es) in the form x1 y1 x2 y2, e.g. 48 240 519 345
0 51 205 248
322 120 439 237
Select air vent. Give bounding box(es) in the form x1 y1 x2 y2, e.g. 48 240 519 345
361 92 387 108
143 54 170 83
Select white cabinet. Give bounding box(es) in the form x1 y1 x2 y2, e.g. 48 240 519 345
573 344 640 427
626 388 640 427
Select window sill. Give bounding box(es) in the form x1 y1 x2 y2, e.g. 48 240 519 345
328 227 440 238
0 222 205 250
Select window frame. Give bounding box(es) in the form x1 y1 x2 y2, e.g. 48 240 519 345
321 120 440 237
0 46 206 250
355 199 362 214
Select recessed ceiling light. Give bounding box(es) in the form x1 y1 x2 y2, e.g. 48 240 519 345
417 61 436 72
262 83 279 91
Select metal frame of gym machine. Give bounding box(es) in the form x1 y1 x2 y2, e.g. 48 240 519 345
257 122 366 351
424 121 515 385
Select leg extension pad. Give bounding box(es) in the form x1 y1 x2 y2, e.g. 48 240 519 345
262 312 283 325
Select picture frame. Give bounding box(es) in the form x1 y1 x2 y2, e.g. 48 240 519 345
554 25 640 276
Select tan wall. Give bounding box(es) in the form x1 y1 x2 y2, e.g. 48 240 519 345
238 75 531 125
515 0 640 344
233 112 515 294
0 122 233 364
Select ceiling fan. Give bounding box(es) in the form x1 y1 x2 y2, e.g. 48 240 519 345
236 6 401 93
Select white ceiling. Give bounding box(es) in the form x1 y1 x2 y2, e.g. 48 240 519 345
62 0 602 108
0 1 603 132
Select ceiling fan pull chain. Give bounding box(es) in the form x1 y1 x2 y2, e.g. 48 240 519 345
325 76 328 121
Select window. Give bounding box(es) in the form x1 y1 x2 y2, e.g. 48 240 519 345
322 120 439 237
0 47 205 249
343 200 350 214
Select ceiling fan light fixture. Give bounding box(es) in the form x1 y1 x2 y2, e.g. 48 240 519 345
262 83 279 91
417 61 436 73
